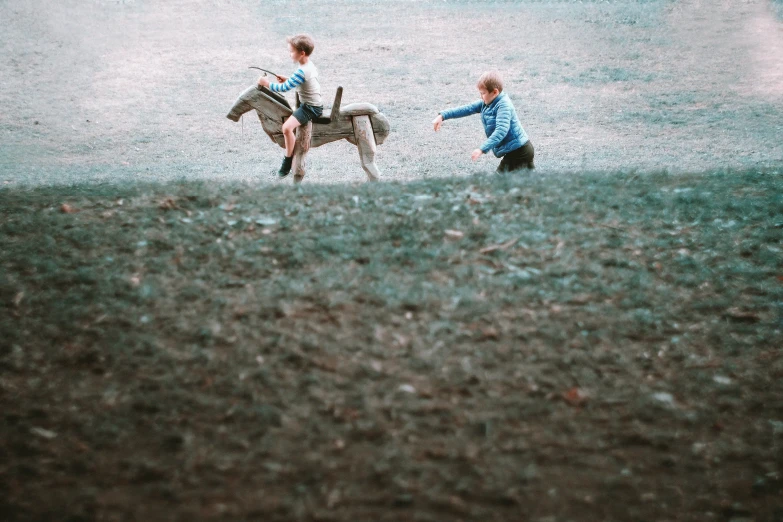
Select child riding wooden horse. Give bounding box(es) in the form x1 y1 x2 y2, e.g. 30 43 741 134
227 84 390 183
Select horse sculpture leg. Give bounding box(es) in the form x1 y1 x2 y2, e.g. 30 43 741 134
352 115 380 182
292 121 312 184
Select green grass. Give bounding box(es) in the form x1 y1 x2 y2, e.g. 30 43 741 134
773 0 783 20
563 65 656 86
3 170 780 347
1 169 782 521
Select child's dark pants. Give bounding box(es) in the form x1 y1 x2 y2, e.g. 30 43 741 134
497 141 535 172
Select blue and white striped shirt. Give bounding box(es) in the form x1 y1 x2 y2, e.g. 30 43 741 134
269 69 306 92
268 61 322 106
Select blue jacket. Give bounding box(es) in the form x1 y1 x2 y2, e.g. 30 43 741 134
440 92 528 157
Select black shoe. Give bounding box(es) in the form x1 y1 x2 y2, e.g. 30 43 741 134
278 156 293 178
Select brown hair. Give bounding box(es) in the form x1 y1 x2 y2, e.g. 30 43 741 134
477 70 504 93
287 34 315 56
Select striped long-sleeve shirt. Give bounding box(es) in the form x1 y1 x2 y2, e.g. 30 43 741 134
268 61 322 106
440 92 528 157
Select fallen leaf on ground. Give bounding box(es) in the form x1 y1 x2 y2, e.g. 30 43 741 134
30 427 57 439
479 237 519 254
327 489 341 509
481 326 500 340
568 294 593 305
313 357 338 372
444 229 464 239
724 307 760 323
563 387 589 406
13 291 24 307
652 392 676 407
255 216 277 226
713 375 732 385
60 203 77 213
159 197 178 210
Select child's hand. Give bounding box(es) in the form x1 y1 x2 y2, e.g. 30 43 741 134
471 149 484 161
432 114 444 132
275 75 287 83
257 76 270 88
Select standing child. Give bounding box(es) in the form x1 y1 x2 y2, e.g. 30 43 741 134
257 34 323 178
432 71 534 172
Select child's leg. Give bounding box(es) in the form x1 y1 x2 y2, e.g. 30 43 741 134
497 155 512 173
282 115 302 157
524 141 535 169
497 142 535 173
497 148 521 172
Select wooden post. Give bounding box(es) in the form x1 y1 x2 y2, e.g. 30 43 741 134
292 121 312 184
330 87 343 123
352 115 380 182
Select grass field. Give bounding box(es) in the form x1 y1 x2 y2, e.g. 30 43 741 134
3 0 783 519
2 0 783 185
2 169 782 520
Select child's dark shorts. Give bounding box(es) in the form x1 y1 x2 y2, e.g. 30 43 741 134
292 103 324 125
497 141 535 172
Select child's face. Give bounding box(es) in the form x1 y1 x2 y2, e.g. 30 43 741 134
478 86 500 104
288 43 306 63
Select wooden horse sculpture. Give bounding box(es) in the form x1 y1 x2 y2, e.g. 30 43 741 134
227 85 390 182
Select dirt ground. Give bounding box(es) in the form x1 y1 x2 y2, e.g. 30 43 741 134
1 0 783 187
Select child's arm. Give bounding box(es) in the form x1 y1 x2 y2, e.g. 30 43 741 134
433 100 482 131
478 103 513 155
268 68 306 93
439 100 483 121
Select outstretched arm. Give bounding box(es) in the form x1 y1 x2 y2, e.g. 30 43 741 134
439 100 483 121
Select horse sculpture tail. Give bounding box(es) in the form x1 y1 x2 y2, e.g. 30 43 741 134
370 112 391 146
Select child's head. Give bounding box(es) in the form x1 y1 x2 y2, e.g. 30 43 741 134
287 34 315 62
477 71 503 104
